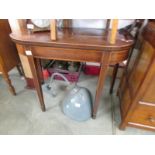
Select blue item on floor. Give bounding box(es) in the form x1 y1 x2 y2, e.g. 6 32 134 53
63 86 92 122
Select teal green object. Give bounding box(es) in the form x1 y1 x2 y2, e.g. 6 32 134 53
63 86 92 122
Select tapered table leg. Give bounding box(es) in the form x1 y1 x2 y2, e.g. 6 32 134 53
27 56 46 111
92 53 111 119
0 56 16 95
2 71 16 95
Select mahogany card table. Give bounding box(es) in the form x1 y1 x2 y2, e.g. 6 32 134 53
10 28 133 118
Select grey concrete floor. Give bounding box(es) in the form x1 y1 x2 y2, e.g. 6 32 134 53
0 69 154 135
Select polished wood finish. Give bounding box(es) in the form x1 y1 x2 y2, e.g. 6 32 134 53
118 21 155 131
0 19 21 95
10 20 133 117
27 56 45 111
129 103 155 128
93 52 111 118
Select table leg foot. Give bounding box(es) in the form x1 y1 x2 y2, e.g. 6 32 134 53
41 105 46 112
2 71 16 95
119 122 126 130
92 115 96 119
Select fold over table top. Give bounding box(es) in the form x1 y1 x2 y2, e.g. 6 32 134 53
10 28 133 51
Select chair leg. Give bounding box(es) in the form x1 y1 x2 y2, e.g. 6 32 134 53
109 63 119 94
2 71 16 95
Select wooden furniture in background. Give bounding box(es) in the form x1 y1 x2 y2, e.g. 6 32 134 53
10 19 133 118
0 19 22 95
109 19 144 94
118 21 155 131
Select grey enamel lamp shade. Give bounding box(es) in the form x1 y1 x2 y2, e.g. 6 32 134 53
63 86 92 122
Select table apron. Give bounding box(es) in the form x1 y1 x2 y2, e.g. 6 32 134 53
31 46 102 63
27 46 129 64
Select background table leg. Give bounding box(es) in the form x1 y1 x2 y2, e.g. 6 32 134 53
16 63 23 76
109 63 119 94
36 59 44 84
